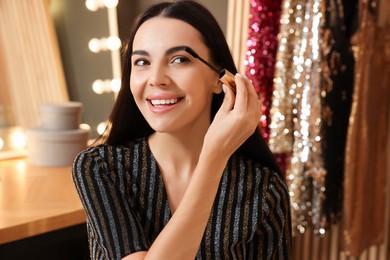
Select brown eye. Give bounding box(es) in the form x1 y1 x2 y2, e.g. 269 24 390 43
172 56 190 64
134 59 150 66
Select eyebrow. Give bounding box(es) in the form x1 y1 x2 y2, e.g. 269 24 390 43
131 45 190 57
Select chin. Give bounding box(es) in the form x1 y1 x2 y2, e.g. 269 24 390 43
148 124 172 134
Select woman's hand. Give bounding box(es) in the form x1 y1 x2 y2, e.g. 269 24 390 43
204 73 261 160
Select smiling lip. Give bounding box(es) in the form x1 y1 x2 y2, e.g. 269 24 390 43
150 98 179 106
146 96 183 113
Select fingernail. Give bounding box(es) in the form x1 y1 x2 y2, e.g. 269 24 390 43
236 73 244 78
222 84 227 93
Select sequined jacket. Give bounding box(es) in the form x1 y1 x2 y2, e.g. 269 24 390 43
72 137 292 259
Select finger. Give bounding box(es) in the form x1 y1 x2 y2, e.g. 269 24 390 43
233 73 249 112
247 81 261 112
239 75 261 112
217 83 235 114
238 75 261 124
244 75 258 98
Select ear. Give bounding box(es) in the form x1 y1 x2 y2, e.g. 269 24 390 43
212 81 223 94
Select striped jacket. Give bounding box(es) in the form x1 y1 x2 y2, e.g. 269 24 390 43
72 137 292 259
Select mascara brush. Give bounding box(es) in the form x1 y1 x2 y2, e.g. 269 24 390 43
183 47 236 93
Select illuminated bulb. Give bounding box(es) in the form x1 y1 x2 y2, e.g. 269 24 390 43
88 38 101 53
86 0 117 11
0 137 4 150
110 78 121 93
104 0 118 8
92 79 105 94
106 36 121 51
89 37 121 53
17 161 26 171
85 0 99 12
12 131 26 149
103 79 112 92
97 122 107 135
80 123 91 130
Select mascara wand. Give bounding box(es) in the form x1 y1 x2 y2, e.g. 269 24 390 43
183 47 236 92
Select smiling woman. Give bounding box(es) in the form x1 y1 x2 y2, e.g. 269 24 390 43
72 1 292 260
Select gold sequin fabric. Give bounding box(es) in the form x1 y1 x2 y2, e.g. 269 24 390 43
269 0 329 235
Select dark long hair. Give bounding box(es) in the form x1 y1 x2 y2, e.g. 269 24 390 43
103 0 282 175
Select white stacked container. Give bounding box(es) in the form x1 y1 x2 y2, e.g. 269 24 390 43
27 102 90 166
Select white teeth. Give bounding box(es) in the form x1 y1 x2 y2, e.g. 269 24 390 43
150 98 178 106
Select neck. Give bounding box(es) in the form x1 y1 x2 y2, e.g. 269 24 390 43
148 126 207 175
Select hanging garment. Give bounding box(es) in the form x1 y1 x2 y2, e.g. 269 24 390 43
269 0 356 235
244 0 292 174
343 0 390 256
245 0 282 140
321 0 357 226
269 0 328 234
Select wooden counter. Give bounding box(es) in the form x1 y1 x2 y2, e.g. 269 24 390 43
0 158 85 244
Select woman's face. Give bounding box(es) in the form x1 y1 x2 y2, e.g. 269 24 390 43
130 17 220 135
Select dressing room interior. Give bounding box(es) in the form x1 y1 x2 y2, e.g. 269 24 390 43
0 0 389 259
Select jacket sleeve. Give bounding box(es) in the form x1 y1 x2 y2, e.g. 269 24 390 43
256 170 293 259
72 146 150 260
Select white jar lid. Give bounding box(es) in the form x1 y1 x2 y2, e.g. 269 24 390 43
39 102 83 130
39 102 82 112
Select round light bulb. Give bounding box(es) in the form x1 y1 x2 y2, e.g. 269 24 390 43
88 38 101 53
97 122 107 135
80 123 91 130
92 79 105 94
103 0 118 8
85 0 99 11
12 131 26 149
110 78 121 93
106 36 121 51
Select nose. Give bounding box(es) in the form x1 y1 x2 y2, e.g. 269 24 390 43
148 62 171 87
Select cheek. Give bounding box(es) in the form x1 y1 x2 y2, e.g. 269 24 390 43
200 71 219 89
190 74 219 97
129 73 145 99
186 80 215 108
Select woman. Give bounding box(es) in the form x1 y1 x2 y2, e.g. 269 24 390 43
72 1 292 259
